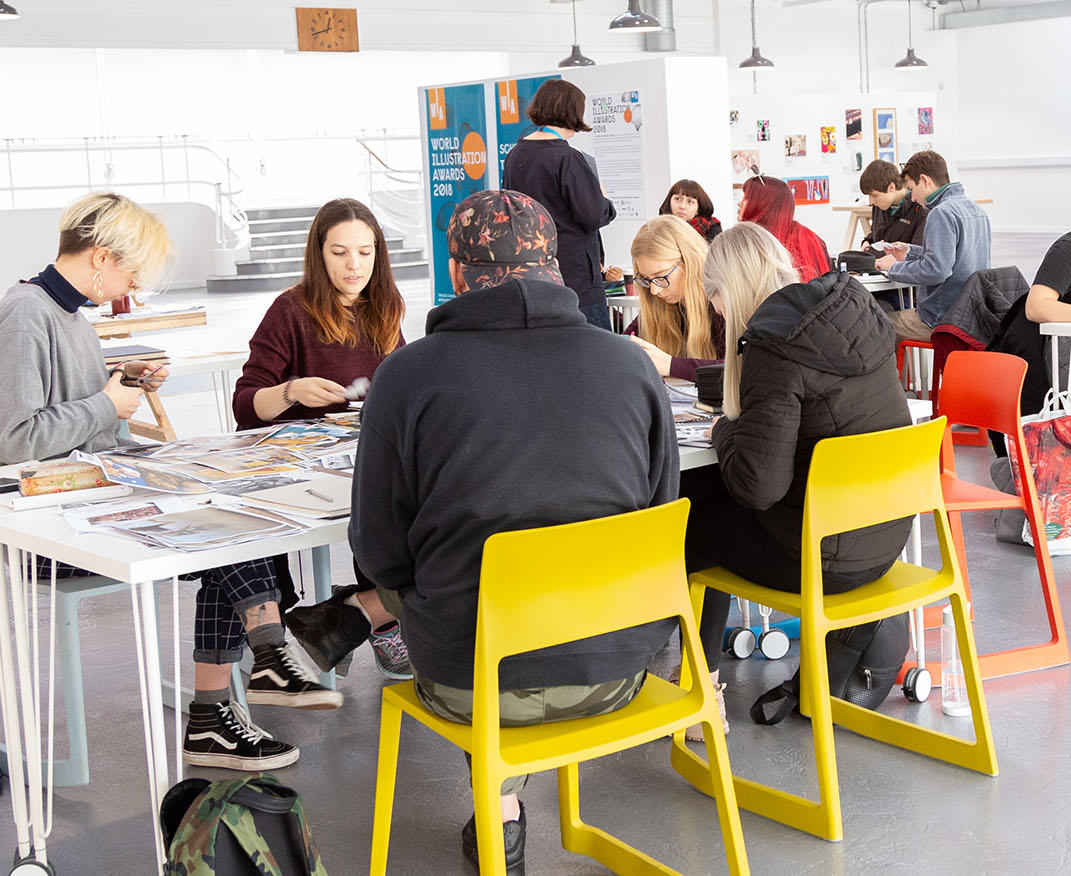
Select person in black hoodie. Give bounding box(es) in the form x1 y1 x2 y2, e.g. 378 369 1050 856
297 190 678 876
679 222 911 740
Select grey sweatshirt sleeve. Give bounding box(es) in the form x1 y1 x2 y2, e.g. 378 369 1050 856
0 329 117 463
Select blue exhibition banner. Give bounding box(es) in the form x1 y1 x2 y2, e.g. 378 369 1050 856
425 83 489 304
494 74 560 179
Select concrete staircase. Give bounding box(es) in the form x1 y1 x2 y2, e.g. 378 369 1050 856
206 205 428 293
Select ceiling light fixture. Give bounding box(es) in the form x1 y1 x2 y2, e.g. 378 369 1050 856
0 1 19 20
739 0 774 69
894 0 928 69
559 0 595 67
609 0 661 34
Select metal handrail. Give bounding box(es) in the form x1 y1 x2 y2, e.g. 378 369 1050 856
1 136 248 248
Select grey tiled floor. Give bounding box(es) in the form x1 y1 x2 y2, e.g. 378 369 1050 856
2 283 1070 875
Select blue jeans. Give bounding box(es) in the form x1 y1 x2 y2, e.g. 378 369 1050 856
579 298 612 331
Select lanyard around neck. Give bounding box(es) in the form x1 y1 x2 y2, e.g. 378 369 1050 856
539 127 565 140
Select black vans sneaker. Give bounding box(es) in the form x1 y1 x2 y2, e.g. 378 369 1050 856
245 642 344 710
182 701 299 771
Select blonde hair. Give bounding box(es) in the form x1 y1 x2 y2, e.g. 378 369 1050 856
703 222 799 419
58 192 172 288
630 215 719 361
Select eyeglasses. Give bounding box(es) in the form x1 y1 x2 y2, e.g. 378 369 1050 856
634 263 681 289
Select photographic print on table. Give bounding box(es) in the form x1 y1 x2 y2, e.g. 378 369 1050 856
820 126 836 154
918 106 934 135
873 108 897 163
785 134 807 157
757 119 771 142
845 108 862 140
729 109 739 127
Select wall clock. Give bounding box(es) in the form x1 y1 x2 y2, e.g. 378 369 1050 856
296 8 359 52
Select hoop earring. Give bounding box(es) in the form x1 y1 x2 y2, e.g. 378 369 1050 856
92 271 104 300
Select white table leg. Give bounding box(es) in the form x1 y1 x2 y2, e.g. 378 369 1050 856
0 545 35 862
129 579 169 870
222 369 236 433
9 549 49 867
310 545 336 690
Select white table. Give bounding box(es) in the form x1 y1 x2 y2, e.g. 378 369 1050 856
679 443 717 470
1039 322 1071 394
166 351 249 433
0 509 341 874
0 444 720 873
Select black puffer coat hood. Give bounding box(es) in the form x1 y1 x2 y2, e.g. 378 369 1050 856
710 271 911 574
741 271 897 379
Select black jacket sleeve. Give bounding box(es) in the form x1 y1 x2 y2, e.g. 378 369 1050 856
561 153 617 232
710 346 803 511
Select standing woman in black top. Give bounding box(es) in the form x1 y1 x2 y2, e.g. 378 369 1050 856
503 79 617 330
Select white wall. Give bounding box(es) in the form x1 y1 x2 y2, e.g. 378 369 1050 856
730 91 940 250
0 203 218 290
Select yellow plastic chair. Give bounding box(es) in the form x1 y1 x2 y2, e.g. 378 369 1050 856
671 418 998 842
369 499 749 876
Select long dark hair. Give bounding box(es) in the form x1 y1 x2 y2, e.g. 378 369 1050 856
294 199 404 354
658 179 715 219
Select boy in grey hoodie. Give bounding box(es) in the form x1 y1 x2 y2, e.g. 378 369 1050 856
875 150 991 342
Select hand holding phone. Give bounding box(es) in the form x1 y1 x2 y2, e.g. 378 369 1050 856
118 360 170 390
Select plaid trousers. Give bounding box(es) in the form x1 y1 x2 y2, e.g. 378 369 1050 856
31 555 279 665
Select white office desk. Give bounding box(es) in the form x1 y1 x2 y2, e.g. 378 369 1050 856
679 443 717 470
0 508 341 873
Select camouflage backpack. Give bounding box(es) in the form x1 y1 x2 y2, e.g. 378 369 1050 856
160 773 329 876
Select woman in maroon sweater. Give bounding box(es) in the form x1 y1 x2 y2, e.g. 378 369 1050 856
233 198 405 428
234 198 410 679
625 215 725 381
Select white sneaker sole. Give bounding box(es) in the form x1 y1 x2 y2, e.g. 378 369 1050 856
245 689 343 709
182 747 300 771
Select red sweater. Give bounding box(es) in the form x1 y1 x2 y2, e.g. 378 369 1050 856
232 291 404 428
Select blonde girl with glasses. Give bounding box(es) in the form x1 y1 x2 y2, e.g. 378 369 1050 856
626 215 725 380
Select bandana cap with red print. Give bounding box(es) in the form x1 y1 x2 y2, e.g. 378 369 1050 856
447 190 564 289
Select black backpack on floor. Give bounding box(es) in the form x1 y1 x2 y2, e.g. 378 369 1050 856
160 773 329 875
750 613 909 725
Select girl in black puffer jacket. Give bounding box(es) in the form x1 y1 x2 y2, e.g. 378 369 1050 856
681 222 911 735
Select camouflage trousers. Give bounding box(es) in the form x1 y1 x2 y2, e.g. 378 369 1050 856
414 671 646 794
376 584 646 795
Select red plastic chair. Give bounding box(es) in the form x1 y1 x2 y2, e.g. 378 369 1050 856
935 351 1069 679
897 337 988 446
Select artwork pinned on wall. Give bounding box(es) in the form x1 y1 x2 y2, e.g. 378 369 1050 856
783 176 830 205
785 134 807 157
846 108 862 140
821 126 836 154
918 106 934 135
730 109 740 127
757 119 771 142
873 108 897 164
731 149 760 180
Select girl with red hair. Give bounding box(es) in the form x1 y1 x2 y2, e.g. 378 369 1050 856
737 176 831 283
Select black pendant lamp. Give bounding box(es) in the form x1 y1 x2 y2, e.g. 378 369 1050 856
559 0 595 67
739 0 773 69
895 0 928 69
0 1 19 19
609 0 661 34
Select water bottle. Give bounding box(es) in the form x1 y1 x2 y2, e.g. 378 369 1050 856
941 604 971 717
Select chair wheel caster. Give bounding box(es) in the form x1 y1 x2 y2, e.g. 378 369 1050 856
902 667 932 703
758 629 790 660
725 627 756 659
10 857 55 875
